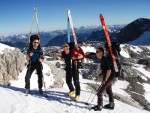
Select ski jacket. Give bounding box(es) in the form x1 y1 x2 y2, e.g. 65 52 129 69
100 56 114 80
61 50 73 69
27 48 43 64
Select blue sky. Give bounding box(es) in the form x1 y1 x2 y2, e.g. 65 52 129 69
0 0 150 36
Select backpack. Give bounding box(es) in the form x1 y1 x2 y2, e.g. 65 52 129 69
67 42 75 51
105 42 121 78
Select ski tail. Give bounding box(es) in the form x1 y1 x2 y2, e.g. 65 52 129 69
99 14 118 72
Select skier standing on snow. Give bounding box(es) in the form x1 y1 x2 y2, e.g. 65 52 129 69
91 47 115 111
71 45 85 101
25 35 44 95
61 43 85 101
61 43 74 96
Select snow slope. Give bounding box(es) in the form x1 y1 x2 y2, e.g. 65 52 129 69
0 62 149 113
0 43 15 54
120 44 130 58
81 46 96 53
129 31 150 45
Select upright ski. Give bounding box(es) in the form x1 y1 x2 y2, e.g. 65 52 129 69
99 14 118 72
67 16 71 43
67 9 78 46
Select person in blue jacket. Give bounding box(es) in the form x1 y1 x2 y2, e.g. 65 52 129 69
25 35 44 94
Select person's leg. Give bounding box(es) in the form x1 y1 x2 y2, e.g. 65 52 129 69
25 65 35 90
105 80 115 109
36 63 43 90
72 68 80 96
97 85 106 106
92 80 113 111
66 69 74 92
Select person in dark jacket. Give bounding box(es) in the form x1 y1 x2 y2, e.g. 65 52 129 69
25 35 44 94
91 47 115 111
61 43 74 97
61 43 85 101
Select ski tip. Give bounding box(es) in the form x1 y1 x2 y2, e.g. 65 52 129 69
100 14 104 20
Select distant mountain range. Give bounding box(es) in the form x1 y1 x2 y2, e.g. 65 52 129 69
46 24 124 46
0 30 67 48
1 17 150 48
0 25 124 48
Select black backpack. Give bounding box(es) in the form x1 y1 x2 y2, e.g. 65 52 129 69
67 42 75 51
105 42 121 78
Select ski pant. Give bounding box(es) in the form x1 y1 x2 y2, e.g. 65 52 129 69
25 62 43 89
66 67 80 96
97 79 114 106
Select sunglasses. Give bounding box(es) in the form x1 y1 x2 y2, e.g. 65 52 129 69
63 45 69 48
33 42 39 44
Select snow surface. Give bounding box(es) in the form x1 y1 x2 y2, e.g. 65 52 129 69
0 62 149 113
113 80 130 97
0 44 150 113
132 65 150 103
143 83 150 103
81 46 96 53
120 44 130 58
130 46 143 54
129 31 150 45
132 65 150 79
0 43 15 54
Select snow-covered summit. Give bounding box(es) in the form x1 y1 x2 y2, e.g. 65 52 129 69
0 61 149 113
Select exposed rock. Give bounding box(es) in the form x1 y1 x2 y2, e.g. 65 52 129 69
0 48 25 85
44 61 65 88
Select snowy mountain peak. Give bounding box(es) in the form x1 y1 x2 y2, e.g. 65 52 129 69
116 18 150 44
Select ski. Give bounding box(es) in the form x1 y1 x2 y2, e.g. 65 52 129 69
67 16 71 43
99 14 119 72
24 90 48 98
67 9 78 45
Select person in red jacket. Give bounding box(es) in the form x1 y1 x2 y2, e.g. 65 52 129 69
71 45 85 101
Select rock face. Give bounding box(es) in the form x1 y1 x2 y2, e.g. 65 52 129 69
44 61 66 88
0 48 25 85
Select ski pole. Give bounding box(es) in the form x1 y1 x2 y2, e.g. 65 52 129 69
85 79 99 105
88 83 103 105
83 83 103 113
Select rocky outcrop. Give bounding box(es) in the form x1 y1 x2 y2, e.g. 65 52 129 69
44 61 66 88
0 48 25 85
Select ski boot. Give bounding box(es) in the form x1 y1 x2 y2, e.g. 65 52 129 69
24 89 30 95
73 95 80 101
91 105 102 111
104 102 115 110
67 91 74 97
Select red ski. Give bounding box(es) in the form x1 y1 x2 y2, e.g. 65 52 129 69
99 14 118 72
